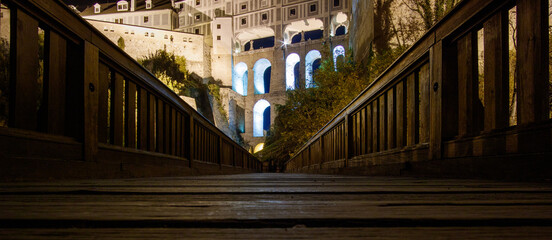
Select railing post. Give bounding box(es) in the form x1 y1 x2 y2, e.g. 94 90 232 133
517 0 549 125
83 41 99 162
345 113 350 168
429 40 443 160
218 136 222 169
188 114 194 168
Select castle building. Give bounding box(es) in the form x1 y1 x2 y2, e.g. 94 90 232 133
80 0 353 152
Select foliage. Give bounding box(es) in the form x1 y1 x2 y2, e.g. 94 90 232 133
138 49 196 95
207 83 228 122
401 0 459 31
117 36 125 50
261 45 406 165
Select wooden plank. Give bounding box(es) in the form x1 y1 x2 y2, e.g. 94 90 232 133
125 81 136 148
138 88 148 150
430 41 444 160
484 10 509 131
406 73 417 146
516 0 549 124
419 63 430 143
379 95 387 151
12 9 39 130
372 102 378 152
97 63 109 144
175 112 181 157
171 108 176 156
111 72 124 146
147 94 156 152
45 31 66 135
156 100 164 153
188 114 194 166
83 41 99 162
387 87 395 149
360 108 365 155
164 104 171 154
365 104 372 153
396 81 405 148
457 32 478 136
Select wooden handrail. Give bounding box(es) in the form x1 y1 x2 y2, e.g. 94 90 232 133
0 0 262 178
286 0 550 173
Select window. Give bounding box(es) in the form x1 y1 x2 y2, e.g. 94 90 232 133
117 1 128 11
145 32 149 37
145 0 152 9
196 0 200 6
261 13 268 21
241 18 247 25
333 0 340 7
289 8 296 16
164 34 168 39
131 30 135 35
183 38 188 42
217 24 221 29
194 28 200 34
310 4 317 12
144 16 149 23
195 14 201 21
103 27 108 31
241 4 247 10
217 35 221 40
94 3 100 13
150 32 154 37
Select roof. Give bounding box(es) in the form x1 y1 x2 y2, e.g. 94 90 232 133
81 0 174 16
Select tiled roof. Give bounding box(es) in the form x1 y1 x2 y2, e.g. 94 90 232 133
81 0 173 16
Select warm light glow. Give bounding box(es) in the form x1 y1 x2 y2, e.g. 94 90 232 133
254 143 265 153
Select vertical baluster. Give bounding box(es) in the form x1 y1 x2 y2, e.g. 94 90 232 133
396 81 405 148
419 64 430 143
379 94 387 150
112 72 124 146
156 99 163 152
387 87 396 149
12 9 38 130
138 88 148 150
98 63 109 143
125 81 136 148
83 41 99 162
46 31 66 135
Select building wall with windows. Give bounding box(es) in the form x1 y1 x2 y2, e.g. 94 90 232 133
80 0 367 152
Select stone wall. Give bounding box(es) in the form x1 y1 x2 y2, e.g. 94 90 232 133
87 20 207 77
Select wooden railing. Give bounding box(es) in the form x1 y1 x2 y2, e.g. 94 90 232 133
286 0 551 178
0 0 260 179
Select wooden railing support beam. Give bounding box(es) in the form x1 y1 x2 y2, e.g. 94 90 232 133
429 40 443 160
83 41 99 162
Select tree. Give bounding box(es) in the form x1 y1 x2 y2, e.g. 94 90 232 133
138 50 194 95
117 36 125 50
373 0 395 55
401 0 459 31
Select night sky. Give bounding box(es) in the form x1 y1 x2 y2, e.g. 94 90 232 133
62 0 114 11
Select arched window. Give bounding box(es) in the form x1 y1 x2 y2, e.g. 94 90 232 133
333 45 345 71
291 33 301 44
305 50 321 88
335 25 346 36
253 59 271 94
232 62 248 96
286 53 300 90
253 100 271 137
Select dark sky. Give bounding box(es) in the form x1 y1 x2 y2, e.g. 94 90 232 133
62 0 114 11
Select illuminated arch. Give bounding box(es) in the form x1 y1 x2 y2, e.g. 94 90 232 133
286 53 300 90
253 99 271 137
333 45 345 71
253 59 271 94
232 62 248 96
305 50 321 88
